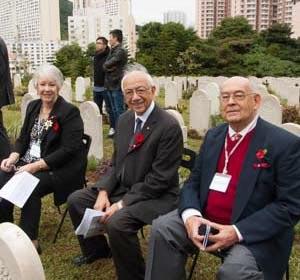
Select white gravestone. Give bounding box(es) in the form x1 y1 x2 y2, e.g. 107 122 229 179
13 74 22 89
281 123 300 137
84 77 91 89
189 89 211 136
27 79 37 94
259 94 282 126
204 82 220 115
59 81 72 103
166 109 188 144
165 81 178 108
75 77 86 102
21 93 39 122
79 101 103 160
0 223 45 280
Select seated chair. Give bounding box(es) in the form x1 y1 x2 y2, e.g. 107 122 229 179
52 134 92 243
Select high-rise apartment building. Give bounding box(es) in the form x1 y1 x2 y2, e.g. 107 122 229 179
0 0 60 42
196 0 300 38
196 0 231 38
163 11 187 27
0 0 61 73
68 0 136 57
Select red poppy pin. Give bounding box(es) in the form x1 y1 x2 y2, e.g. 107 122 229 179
44 116 60 134
253 149 271 169
129 133 145 151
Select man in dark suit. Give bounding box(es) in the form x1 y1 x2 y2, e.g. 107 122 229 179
0 37 14 161
145 77 300 280
68 67 183 280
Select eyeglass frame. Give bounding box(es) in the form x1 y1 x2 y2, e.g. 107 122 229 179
123 86 154 98
218 92 256 103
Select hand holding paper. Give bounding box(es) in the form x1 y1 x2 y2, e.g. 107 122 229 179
0 171 40 208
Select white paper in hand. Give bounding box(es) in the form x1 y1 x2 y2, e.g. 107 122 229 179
75 208 105 239
0 171 40 208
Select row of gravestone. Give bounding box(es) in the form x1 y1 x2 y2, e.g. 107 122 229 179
155 76 300 108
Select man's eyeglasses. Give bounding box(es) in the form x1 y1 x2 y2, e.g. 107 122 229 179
219 92 254 103
124 87 151 97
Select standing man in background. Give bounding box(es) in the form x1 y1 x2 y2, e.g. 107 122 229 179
0 37 14 161
93 36 115 135
103 29 127 137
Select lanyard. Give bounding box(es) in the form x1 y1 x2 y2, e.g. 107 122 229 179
223 134 245 174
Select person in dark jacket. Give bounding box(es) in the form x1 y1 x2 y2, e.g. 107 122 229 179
103 29 128 137
0 37 15 162
93 36 115 133
0 64 86 252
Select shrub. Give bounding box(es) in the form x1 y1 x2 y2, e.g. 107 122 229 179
282 105 300 124
86 156 99 171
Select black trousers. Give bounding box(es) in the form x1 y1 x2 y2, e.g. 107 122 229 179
0 170 54 240
68 188 146 280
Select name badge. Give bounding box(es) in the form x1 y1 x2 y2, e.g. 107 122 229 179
30 142 41 158
209 173 232 193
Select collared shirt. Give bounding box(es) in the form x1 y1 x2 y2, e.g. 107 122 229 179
134 101 155 132
228 114 259 140
182 115 259 242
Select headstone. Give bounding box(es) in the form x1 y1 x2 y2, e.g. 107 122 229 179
258 94 282 126
21 93 39 122
281 123 300 137
13 74 22 89
257 84 269 96
166 109 188 144
0 223 45 280
84 77 91 89
204 82 220 115
59 81 72 103
189 89 211 136
28 79 37 94
75 77 85 102
152 78 160 97
79 101 103 160
165 81 178 108
65 77 72 85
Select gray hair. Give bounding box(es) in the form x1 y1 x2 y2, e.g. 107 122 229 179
33 64 64 89
121 63 154 91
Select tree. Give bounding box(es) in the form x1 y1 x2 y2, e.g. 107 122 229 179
210 16 255 40
136 22 200 75
54 43 90 82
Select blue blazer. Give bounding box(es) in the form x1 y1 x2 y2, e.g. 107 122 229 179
179 118 300 280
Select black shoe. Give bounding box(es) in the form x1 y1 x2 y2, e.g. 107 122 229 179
72 251 112 266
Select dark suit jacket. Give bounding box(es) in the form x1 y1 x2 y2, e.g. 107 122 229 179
97 105 183 224
0 37 14 108
179 118 300 280
15 96 86 205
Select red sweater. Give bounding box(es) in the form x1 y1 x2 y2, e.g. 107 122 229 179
204 130 254 224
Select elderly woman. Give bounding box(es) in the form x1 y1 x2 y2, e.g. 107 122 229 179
0 64 86 251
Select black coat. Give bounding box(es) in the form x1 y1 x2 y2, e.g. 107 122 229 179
0 37 14 108
179 118 300 280
15 96 86 205
97 105 183 224
103 44 127 90
93 47 110 87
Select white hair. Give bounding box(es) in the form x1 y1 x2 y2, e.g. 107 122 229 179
33 64 64 89
121 63 154 91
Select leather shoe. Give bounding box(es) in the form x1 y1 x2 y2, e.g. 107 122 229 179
72 251 112 266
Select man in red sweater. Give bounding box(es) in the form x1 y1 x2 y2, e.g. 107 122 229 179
145 77 300 280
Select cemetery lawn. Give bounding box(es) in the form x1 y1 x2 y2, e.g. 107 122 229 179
3 95 300 280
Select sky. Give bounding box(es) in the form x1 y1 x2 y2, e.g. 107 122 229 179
131 0 195 27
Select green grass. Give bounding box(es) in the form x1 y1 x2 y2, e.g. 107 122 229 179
3 94 300 280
